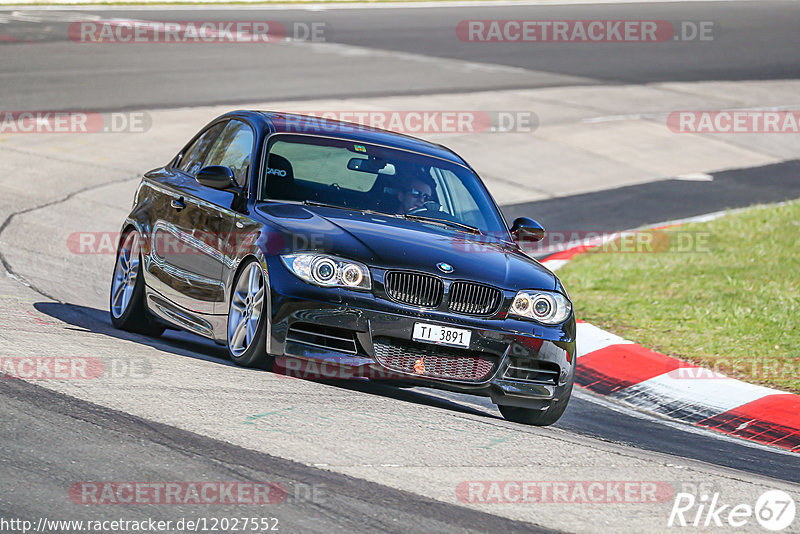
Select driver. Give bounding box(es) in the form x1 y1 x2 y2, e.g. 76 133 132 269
397 175 435 214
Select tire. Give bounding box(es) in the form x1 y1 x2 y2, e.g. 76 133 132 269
498 371 574 426
226 258 272 369
109 230 165 337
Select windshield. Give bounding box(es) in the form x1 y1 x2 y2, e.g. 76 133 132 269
259 134 508 237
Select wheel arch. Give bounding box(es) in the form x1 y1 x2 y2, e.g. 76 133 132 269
226 253 272 356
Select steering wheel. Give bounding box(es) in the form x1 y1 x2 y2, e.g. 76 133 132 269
407 201 441 215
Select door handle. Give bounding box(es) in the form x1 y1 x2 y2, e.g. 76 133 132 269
170 197 186 210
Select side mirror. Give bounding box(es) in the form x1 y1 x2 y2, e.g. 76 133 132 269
510 217 545 243
197 166 236 190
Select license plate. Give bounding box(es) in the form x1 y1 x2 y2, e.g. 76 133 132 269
412 323 472 349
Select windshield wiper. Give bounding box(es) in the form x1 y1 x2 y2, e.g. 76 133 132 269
302 200 396 218
303 200 350 210
303 201 482 235
402 214 482 235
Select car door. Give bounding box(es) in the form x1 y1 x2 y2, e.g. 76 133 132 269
150 120 230 316
185 119 257 315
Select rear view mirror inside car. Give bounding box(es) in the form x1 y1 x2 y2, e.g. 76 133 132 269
347 157 394 174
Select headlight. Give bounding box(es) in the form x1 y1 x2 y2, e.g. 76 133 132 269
509 290 571 324
281 253 371 290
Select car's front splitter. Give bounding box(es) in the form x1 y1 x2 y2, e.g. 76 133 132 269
266 261 576 408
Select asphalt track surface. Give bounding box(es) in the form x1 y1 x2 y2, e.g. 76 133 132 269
0 377 551 534
2 2 800 533
504 160 800 233
21 302 800 486
0 1 799 110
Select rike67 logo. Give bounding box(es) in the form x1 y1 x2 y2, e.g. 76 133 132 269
669 490 796 531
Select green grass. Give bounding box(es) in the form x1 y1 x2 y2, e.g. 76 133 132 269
557 200 800 394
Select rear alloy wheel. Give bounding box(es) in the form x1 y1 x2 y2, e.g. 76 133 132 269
227 259 272 368
109 230 165 336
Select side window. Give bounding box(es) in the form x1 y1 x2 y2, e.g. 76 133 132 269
202 120 255 187
178 122 226 176
438 169 487 229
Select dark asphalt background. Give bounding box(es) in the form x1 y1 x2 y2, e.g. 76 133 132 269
34 302 800 488
504 160 800 234
1 2 799 110
0 376 554 534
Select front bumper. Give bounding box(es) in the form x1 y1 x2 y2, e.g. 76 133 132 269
266 257 576 408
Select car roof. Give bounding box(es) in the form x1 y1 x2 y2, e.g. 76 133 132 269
234 110 470 167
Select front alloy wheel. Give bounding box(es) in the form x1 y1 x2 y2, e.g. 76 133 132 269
227 259 271 368
498 368 574 426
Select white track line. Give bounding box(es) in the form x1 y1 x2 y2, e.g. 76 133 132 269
573 387 800 458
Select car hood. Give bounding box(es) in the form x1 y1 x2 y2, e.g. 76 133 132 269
255 203 556 291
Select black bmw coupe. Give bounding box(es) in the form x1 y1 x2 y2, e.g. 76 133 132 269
110 111 576 425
